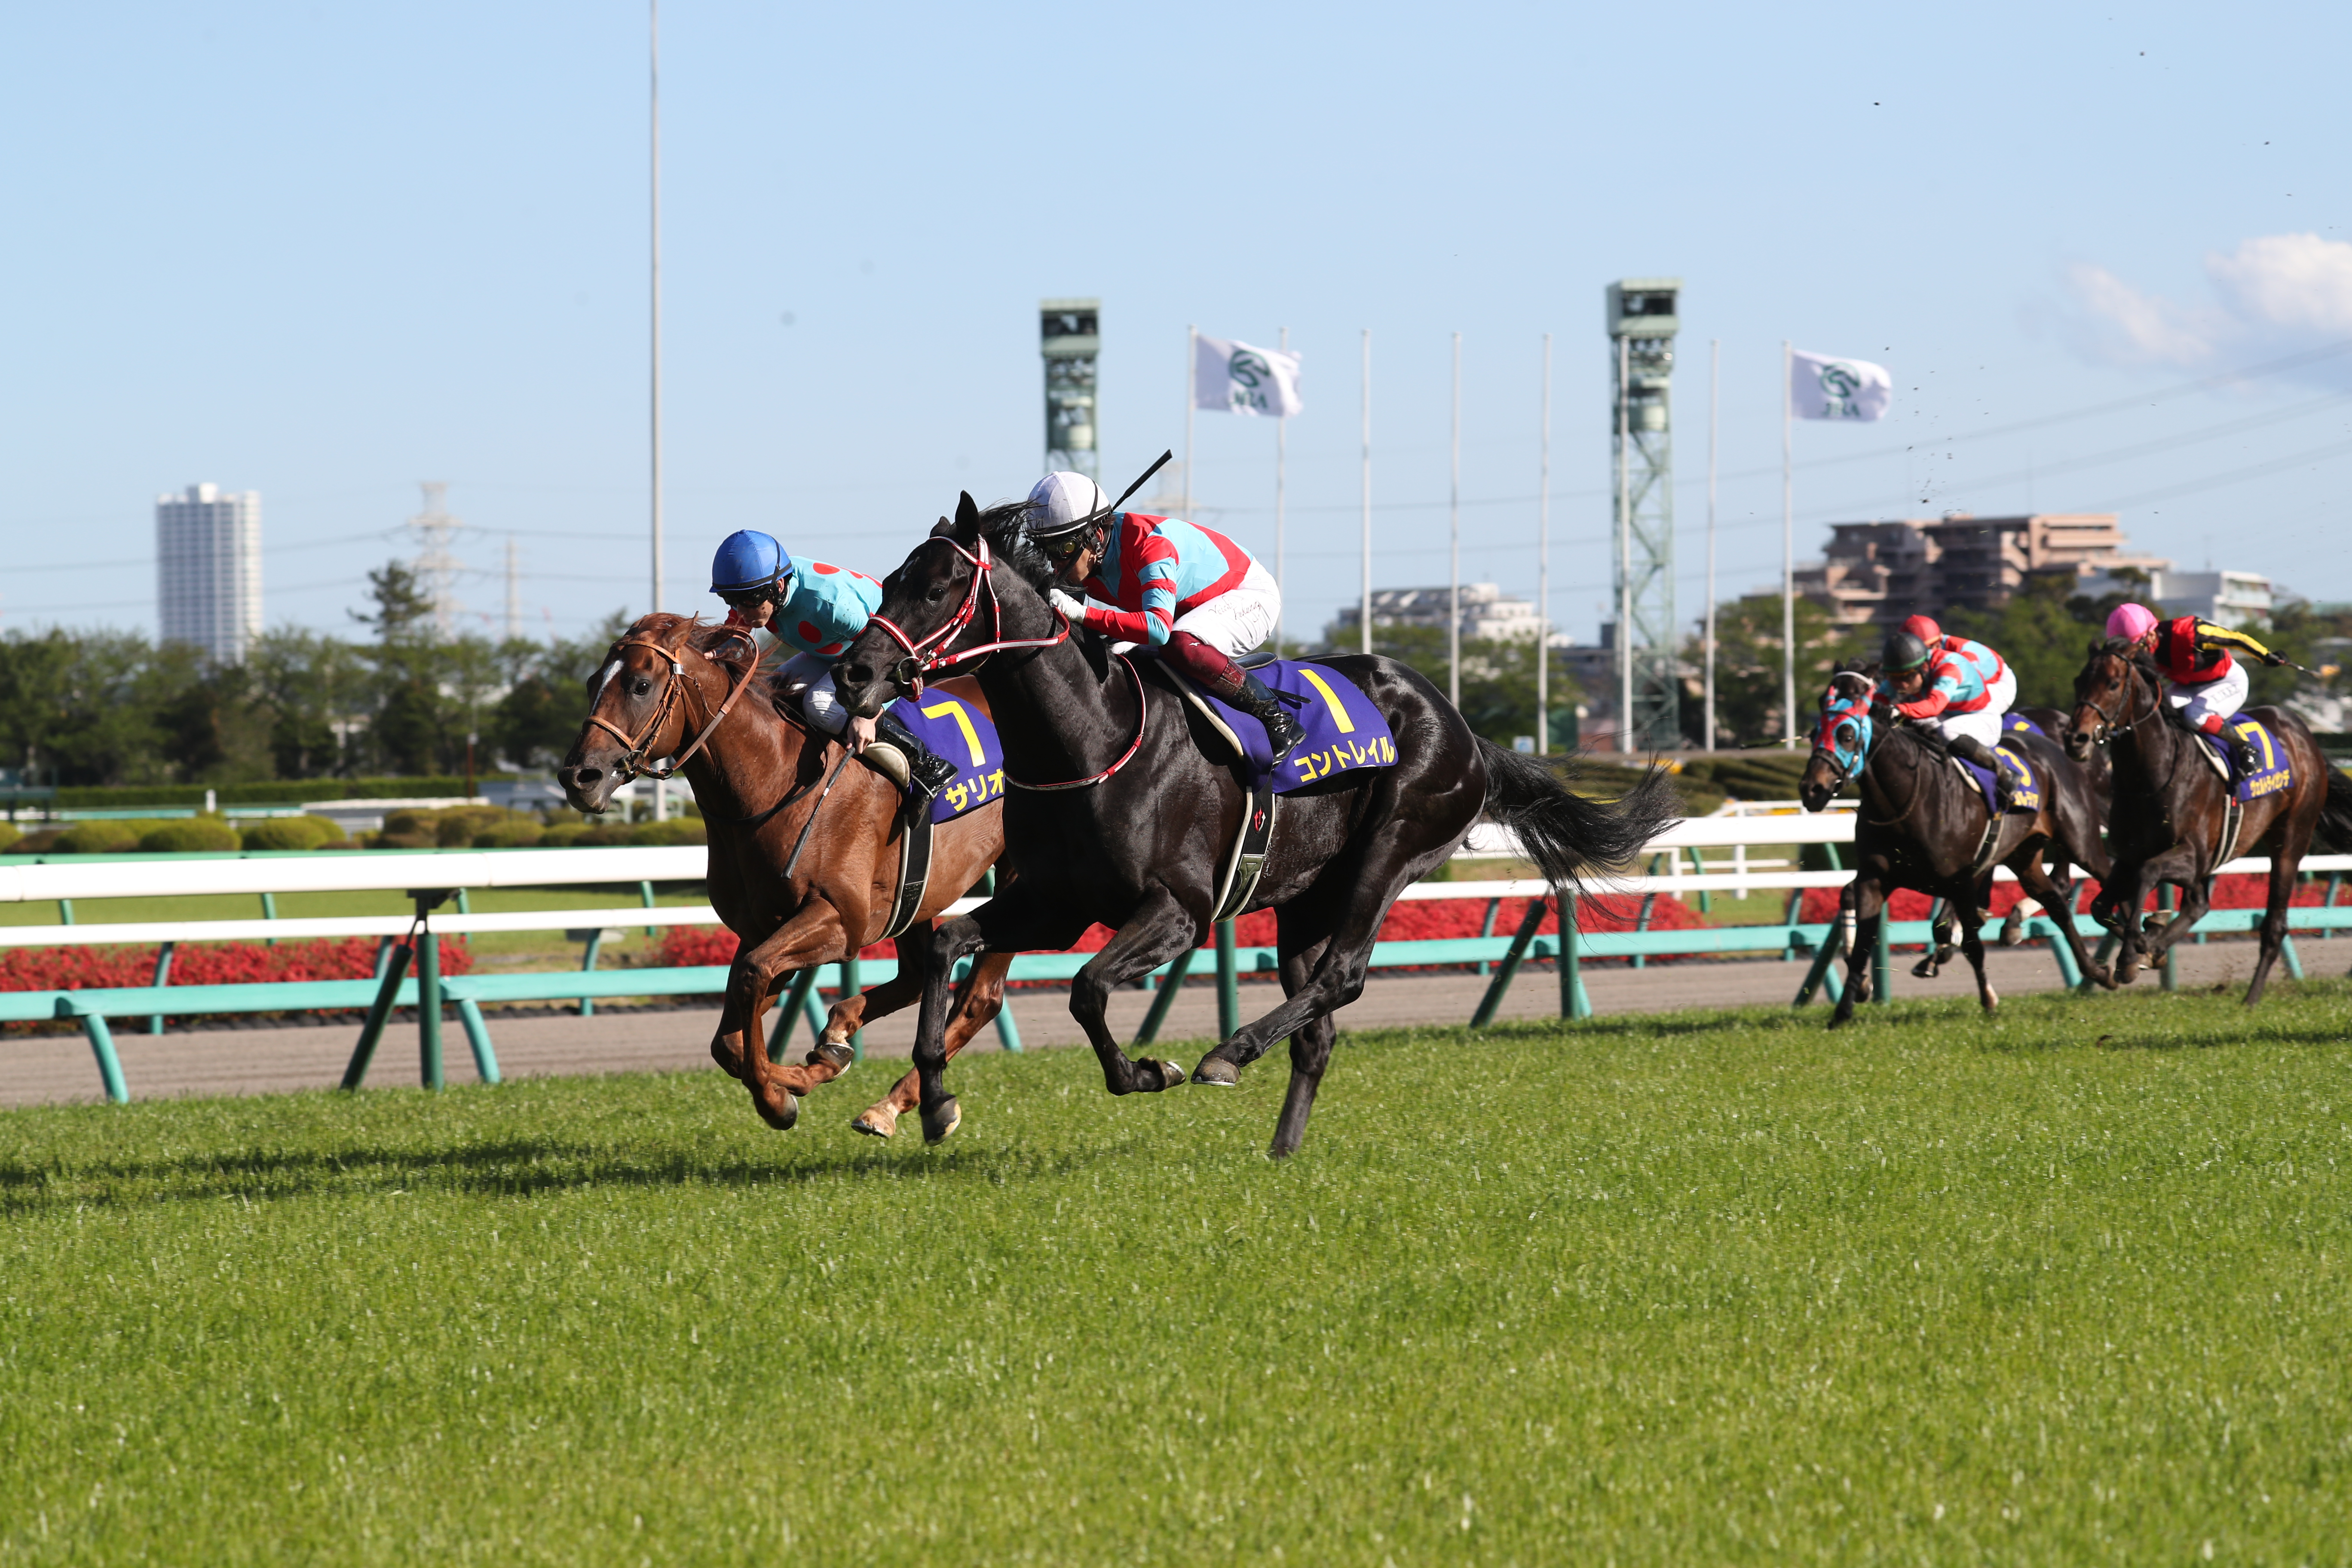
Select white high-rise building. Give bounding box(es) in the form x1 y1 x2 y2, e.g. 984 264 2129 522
156 483 263 662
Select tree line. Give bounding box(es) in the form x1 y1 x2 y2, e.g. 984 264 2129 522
0 565 625 787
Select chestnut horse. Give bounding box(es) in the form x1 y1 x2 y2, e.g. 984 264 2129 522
2068 638 2352 1004
557 612 1013 1133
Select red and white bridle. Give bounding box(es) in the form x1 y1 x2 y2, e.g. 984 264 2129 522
862 533 1070 698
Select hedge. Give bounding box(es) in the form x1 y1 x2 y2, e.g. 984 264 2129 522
52 778 500 809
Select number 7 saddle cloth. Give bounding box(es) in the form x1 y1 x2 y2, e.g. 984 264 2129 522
886 688 1006 823
2192 714 2293 802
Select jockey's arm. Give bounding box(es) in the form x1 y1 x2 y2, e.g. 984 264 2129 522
1080 559 1179 646
1893 667 1960 720
2196 621 2283 665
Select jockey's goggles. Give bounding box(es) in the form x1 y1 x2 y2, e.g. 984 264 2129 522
715 575 788 609
1038 528 1095 563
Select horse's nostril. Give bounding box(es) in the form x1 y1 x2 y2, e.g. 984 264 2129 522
577 768 602 786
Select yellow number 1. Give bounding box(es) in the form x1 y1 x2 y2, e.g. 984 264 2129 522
919 698 988 765
1294 669 1355 735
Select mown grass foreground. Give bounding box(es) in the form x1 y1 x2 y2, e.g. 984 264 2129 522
4 983 2351 1564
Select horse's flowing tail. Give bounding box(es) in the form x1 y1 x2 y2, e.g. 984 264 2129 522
1476 739 1681 892
2316 764 2352 852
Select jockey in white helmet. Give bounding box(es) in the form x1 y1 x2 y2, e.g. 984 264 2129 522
1023 471 1304 765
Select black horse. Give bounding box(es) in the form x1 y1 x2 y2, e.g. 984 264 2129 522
2069 638 2352 1004
1798 665 2114 1027
833 495 1677 1156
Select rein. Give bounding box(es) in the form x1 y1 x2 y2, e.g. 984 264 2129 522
585 625 766 784
1860 724 1938 830
864 533 1072 697
1005 656 1150 791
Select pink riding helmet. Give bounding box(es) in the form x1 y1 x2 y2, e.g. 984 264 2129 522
2105 602 2158 642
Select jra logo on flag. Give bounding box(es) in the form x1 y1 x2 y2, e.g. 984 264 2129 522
1195 334 1304 417
1791 349 1893 420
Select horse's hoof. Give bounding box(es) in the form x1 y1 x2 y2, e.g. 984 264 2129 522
920 1096 962 1144
1979 986 2000 1011
805 1040 855 1073
1999 922 2024 949
1191 1057 1241 1087
1911 957 1940 980
755 1091 802 1132
851 1101 900 1139
1153 1060 1188 1091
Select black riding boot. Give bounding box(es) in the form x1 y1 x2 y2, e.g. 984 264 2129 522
1947 733 2011 809
2226 730 2262 782
873 710 959 800
1233 672 1307 769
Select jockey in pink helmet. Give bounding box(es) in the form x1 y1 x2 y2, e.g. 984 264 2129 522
1023 471 1305 765
2104 601 2284 780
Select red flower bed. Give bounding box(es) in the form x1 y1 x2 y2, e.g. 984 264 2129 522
655 892 1706 971
1797 873 2337 926
0 936 470 994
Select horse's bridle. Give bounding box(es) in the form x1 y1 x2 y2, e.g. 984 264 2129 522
863 533 1070 698
584 625 766 783
2079 653 2157 748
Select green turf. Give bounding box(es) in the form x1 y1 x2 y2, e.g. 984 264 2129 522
6 983 2352 1563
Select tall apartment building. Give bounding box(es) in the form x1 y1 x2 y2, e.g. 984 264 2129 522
1795 512 2171 631
156 483 263 662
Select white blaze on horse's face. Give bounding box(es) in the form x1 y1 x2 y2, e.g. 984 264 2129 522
592 659 623 704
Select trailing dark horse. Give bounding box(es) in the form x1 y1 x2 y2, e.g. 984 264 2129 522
832 495 1678 1156
557 612 1016 1135
2068 638 2352 1004
1798 664 2114 1027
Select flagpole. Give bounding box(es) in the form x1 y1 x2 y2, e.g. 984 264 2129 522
1276 325 1288 652
1617 335 1634 756
1184 325 1197 518
648 0 667 823
1360 328 1372 656
1537 333 1551 755
1449 331 1461 709
1706 337 1719 752
1781 339 1796 748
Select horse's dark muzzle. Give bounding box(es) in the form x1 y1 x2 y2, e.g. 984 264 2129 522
557 762 616 815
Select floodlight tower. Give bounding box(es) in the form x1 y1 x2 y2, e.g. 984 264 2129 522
1607 279 1681 751
1041 298 1101 481
409 481 464 637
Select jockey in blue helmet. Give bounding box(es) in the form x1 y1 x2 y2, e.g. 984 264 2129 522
708 529 957 799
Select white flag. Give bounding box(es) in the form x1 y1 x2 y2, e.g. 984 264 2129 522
1791 349 1893 421
1194 334 1305 417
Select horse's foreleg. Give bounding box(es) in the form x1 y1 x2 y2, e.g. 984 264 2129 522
1952 892 1997 1012
1069 888 1203 1096
906 888 1083 1143
857 951 1014 1139
1831 879 1878 1028
718 903 857 1129
2017 854 2109 989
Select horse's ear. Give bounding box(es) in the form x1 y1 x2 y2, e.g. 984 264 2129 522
2088 639 2102 656
929 515 955 539
953 491 981 539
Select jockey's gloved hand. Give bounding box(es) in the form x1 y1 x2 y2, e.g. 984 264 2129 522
2263 651 2289 667
1048 589 1087 623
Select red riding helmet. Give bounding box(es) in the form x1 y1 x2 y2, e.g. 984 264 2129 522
1899 613 1942 646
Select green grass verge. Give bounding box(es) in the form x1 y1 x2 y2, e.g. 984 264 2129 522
5 984 2351 1563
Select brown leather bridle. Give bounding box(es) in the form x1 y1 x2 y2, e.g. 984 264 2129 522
583 624 766 783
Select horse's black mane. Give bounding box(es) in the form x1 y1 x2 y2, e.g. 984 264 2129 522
971 500 1055 594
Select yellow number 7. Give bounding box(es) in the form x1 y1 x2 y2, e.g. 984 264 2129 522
919 698 988 765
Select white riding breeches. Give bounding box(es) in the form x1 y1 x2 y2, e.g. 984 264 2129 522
2166 661 2248 731
1169 560 1282 658
778 650 848 735
1926 665 2017 749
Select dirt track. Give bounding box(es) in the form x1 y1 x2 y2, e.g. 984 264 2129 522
6 937 2325 1109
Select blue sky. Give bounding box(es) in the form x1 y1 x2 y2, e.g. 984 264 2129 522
7 0 2348 647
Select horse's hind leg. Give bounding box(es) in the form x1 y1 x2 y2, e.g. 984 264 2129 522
856 952 1014 1139
1265 935 1337 1158
2243 824 2315 1007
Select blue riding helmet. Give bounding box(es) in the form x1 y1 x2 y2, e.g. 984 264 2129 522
709 530 794 596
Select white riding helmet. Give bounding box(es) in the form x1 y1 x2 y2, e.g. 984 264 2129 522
1024 471 1112 541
